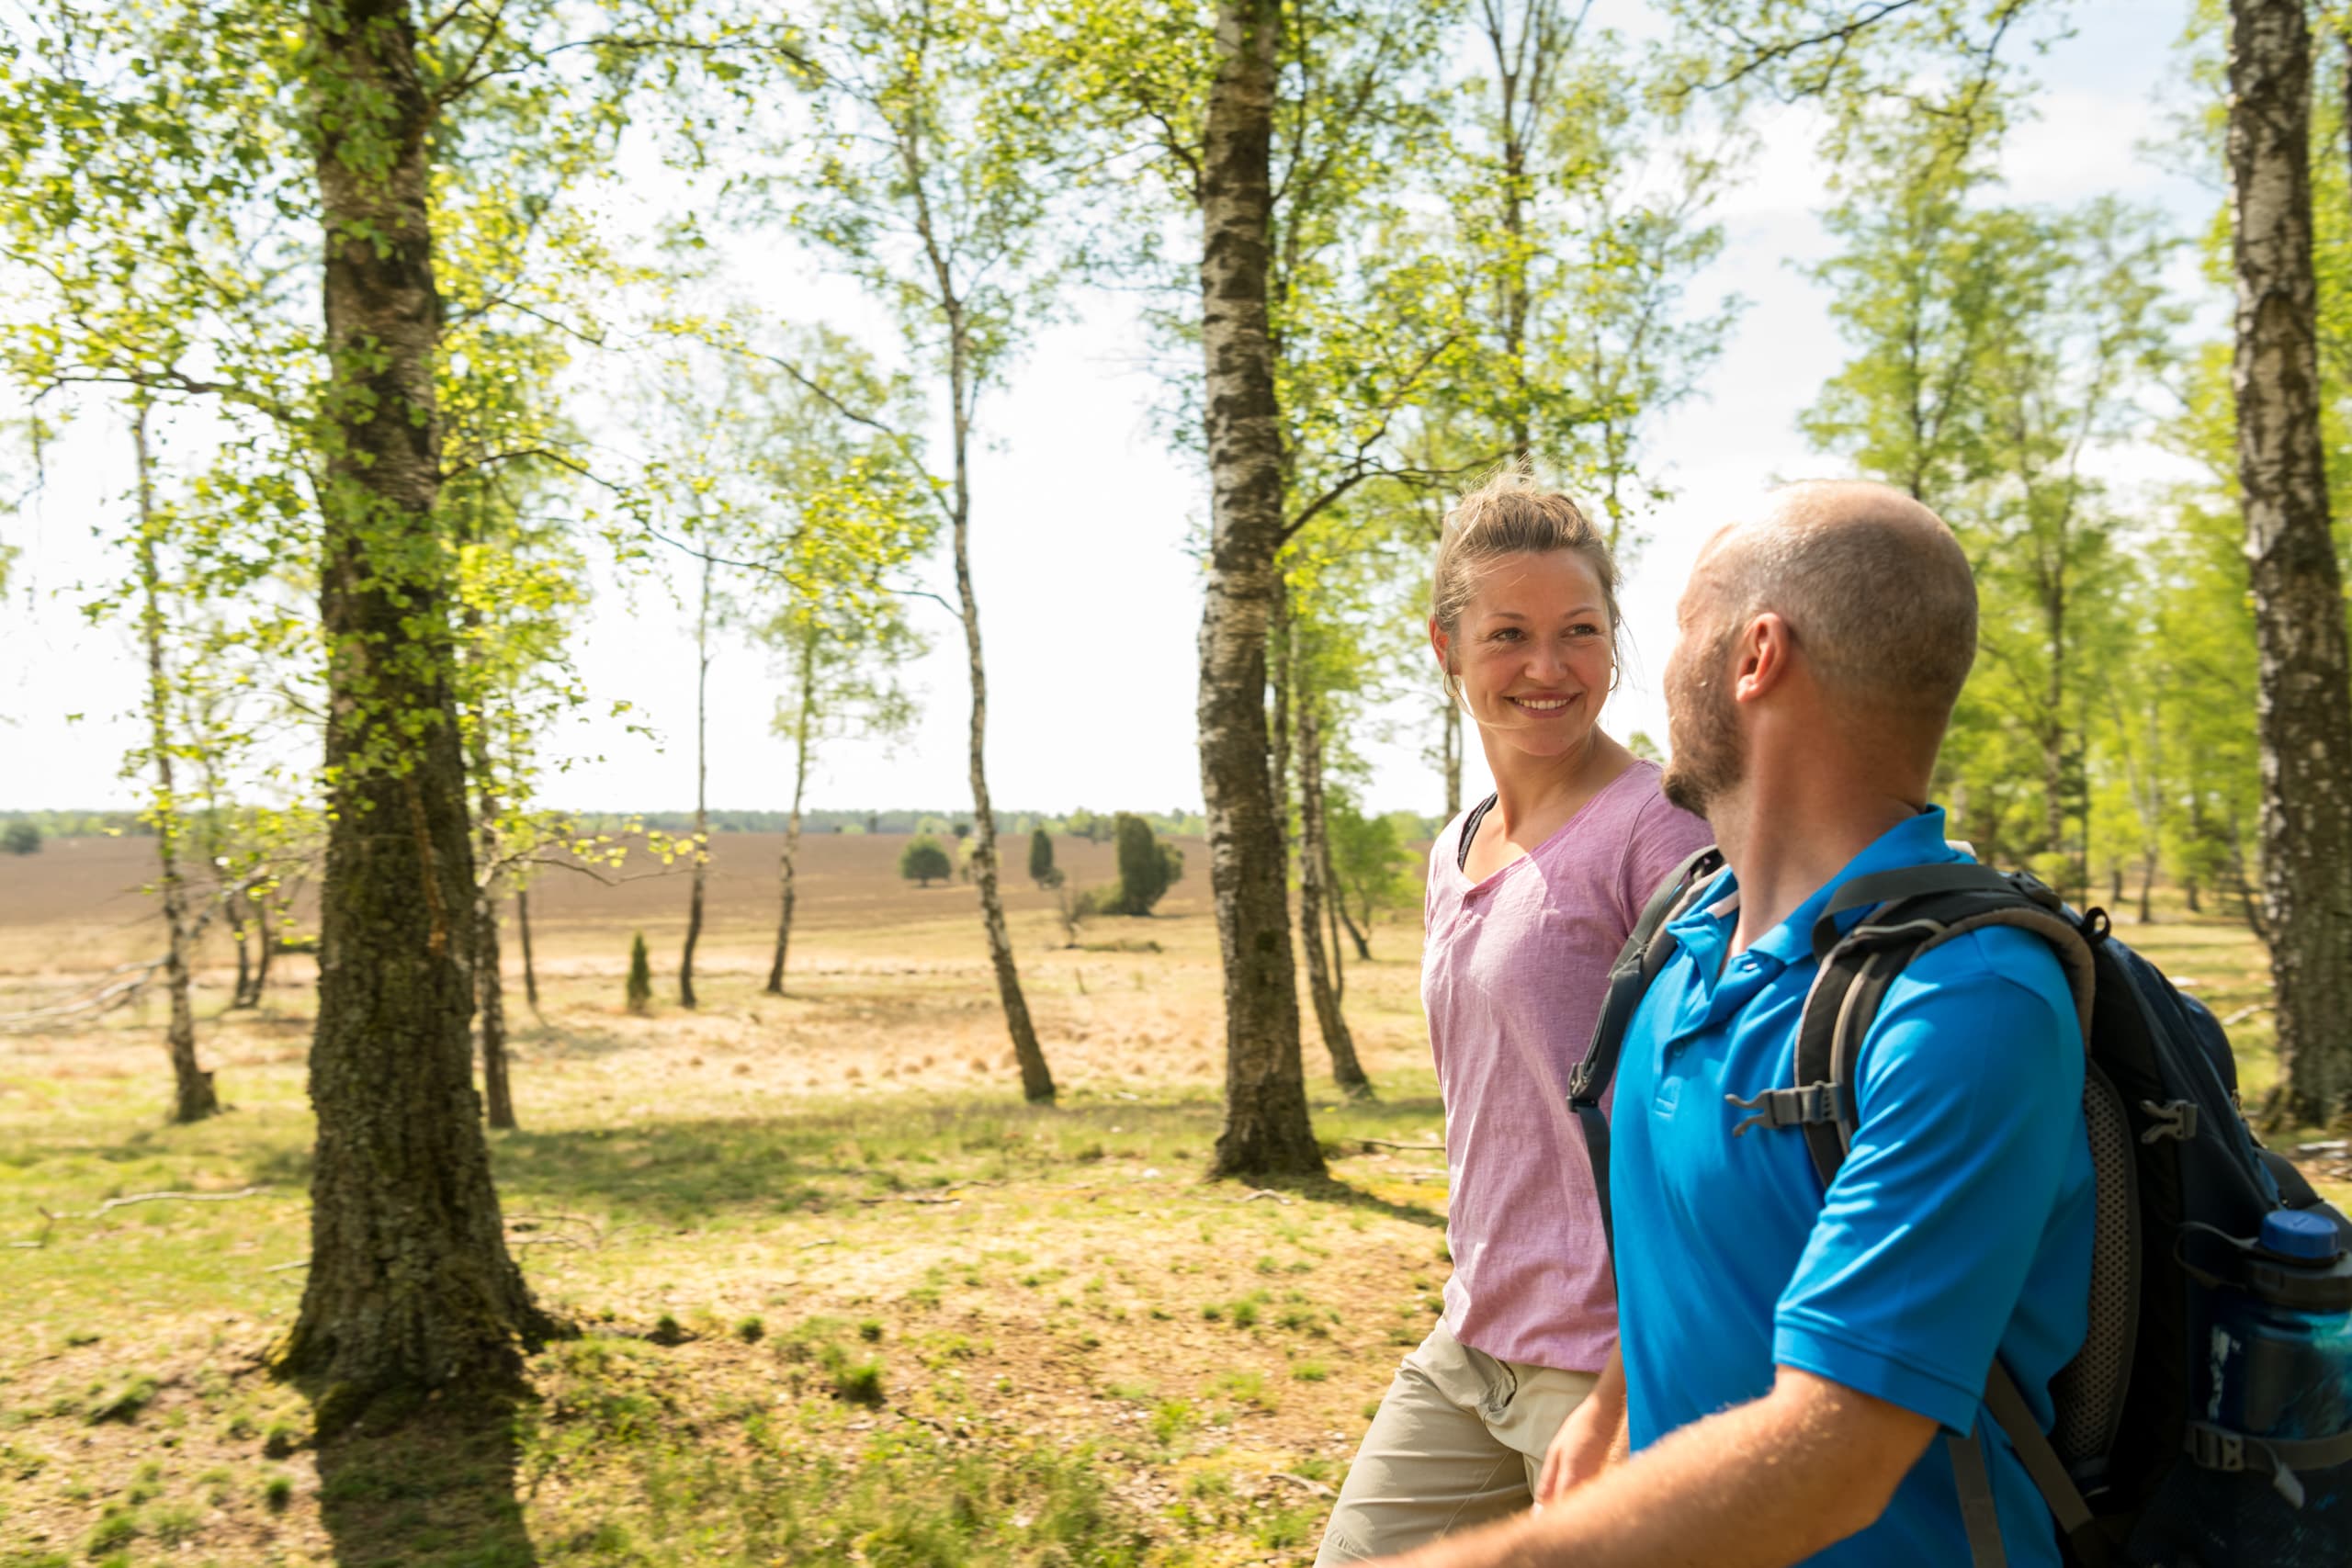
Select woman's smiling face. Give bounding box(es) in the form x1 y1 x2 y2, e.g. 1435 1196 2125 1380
1435 549 1617 761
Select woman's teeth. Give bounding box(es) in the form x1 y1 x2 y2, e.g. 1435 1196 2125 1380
1514 696 1573 711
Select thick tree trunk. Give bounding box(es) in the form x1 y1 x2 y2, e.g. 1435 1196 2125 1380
133 407 220 1125
279 0 545 1404
514 887 539 1012
1298 699 1372 1098
1201 0 1321 1178
2229 0 2352 1126
680 554 712 1010
765 626 818 997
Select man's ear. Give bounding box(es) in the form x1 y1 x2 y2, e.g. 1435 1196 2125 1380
1731 613 1795 705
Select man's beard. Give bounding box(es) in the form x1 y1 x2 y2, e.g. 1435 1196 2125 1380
1660 639 1744 819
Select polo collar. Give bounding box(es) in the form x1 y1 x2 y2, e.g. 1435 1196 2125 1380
1666 808 1964 973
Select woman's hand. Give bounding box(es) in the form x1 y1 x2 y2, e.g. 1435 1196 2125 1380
1535 1348 1626 1506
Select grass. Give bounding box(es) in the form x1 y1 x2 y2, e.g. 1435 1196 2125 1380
0 886 2330 1566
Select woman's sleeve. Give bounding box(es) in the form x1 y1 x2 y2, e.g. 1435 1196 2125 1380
1615 786 1714 929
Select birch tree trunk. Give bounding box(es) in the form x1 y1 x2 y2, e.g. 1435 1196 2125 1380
2229 0 2352 1126
1298 697 1371 1098
278 0 544 1403
765 625 818 997
133 406 220 1125
680 552 712 1010
1202 0 1320 1177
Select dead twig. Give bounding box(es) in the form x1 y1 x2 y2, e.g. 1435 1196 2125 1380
264 1258 310 1273
68 1185 272 1221
1238 1189 1293 1205
1354 1138 1444 1154
1272 1471 1336 1498
2222 1002 2273 1028
856 1192 964 1206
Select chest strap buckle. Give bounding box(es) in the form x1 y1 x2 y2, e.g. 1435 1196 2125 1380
1726 1082 1841 1138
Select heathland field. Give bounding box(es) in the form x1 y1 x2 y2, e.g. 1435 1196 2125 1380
0 834 2335 1567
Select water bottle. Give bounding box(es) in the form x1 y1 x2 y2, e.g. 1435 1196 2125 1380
2201 1210 2352 1447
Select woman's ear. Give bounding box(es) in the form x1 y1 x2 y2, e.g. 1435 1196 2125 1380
1428 616 1453 679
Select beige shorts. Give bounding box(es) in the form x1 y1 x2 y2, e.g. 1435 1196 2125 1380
1314 1321 1598 1565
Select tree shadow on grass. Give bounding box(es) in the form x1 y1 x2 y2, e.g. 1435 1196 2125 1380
310 1388 539 1568
1237 1171 1450 1230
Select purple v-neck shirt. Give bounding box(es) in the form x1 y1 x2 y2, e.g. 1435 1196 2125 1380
1421 760 1713 1371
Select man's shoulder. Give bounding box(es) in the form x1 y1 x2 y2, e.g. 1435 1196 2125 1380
1860 918 2084 1083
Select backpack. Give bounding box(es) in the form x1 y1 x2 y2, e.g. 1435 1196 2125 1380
1566 847 2352 1568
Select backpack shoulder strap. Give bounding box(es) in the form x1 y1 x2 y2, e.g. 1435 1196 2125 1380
1569 843 1724 1257
1454 793 1498 873
1736 868 2109 1568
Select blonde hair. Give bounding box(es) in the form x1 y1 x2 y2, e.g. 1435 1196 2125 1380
1430 468 1623 705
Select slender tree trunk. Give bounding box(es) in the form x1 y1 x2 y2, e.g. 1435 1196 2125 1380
680 553 712 1010
231 907 256 1010
1297 699 1371 1098
132 406 220 1125
476 852 514 1130
253 886 277 998
2138 852 2157 926
765 624 818 997
515 887 539 1012
1441 700 1463 821
278 0 545 1402
1336 895 1373 962
1202 0 1320 1178
943 327 1054 1104
2229 0 2352 1126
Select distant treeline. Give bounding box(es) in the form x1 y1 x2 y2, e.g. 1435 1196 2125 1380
1 806 1448 845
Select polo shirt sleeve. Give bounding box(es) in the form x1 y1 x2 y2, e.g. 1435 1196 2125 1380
1770 928 2084 1433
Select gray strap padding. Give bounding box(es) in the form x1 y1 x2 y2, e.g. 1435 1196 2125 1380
1948 1427 2009 1568
1984 1363 2109 1565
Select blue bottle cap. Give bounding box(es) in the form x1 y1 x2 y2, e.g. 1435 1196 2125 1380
2259 1209 2343 1262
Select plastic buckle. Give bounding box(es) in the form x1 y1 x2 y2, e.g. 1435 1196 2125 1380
1566 1062 1595 1103
1726 1082 1839 1138
2186 1423 2245 1472
2140 1100 2199 1144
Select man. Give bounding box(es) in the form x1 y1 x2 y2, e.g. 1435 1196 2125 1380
1369 480 2095 1568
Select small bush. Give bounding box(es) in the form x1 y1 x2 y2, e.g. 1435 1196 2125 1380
734 1315 765 1344
263 1473 293 1512
3 821 40 856
625 932 652 1014
86 1510 140 1554
649 1313 687 1346
261 1419 298 1458
826 1351 886 1407
857 1319 884 1343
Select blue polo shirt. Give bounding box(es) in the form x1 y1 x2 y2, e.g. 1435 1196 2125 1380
1610 809 2093 1568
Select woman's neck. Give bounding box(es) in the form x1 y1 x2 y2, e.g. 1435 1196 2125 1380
1480 727 1631 834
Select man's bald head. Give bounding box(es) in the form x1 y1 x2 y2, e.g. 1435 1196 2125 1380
1695 480 1977 727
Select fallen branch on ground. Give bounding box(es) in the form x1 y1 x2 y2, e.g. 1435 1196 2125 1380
53 1185 272 1221
1354 1138 1443 1153
1238 1189 1292 1205
2222 1002 2273 1027
1272 1472 1336 1498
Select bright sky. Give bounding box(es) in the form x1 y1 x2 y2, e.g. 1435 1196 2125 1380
0 0 2214 821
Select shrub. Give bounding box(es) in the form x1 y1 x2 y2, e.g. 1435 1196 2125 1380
1028 827 1058 888
899 835 952 887
1107 813 1183 915
2 821 40 855
625 932 652 1015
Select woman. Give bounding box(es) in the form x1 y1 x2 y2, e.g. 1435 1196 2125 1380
1315 471 1713 1564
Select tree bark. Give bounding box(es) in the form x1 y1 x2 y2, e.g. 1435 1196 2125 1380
514 886 539 1012
1297 698 1372 1098
476 852 514 1131
1201 0 1321 1178
2229 0 2352 1126
132 405 220 1125
680 552 712 1010
764 624 818 997
279 0 545 1404
1441 699 1463 822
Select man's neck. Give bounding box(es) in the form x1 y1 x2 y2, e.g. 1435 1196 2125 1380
1715 773 1923 957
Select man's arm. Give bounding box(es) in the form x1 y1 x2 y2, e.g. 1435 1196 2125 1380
1377 1367 1934 1568
1533 1345 1626 1504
